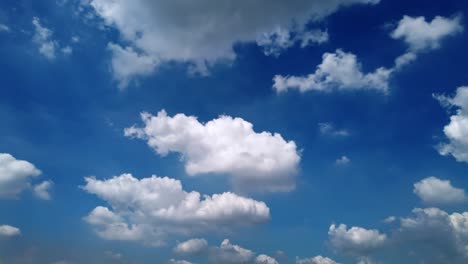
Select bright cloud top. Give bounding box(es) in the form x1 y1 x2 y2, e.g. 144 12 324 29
414 176 467 205
84 0 380 88
82 173 270 246
436 86 468 163
296 256 338 264
125 110 301 193
328 224 387 257
174 238 208 255
255 254 279 264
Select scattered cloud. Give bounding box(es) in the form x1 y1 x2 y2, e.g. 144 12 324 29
168 259 193 264
0 23 10 32
335 156 351 166
83 173 270 246
0 153 42 198
125 110 300 193
32 17 59 59
383 216 396 223
0 224 21 237
255 254 279 264
296 256 338 264
273 49 392 93
33 180 54 200
318 123 349 137
436 86 468 162
208 239 255 264
174 238 208 255
414 177 466 206
83 0 380 88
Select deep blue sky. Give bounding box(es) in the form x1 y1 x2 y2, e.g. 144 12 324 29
1 0 468 263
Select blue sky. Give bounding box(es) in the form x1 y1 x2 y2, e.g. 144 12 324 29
1 0 468 263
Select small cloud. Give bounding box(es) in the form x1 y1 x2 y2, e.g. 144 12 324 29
383 216 396 223
335 156 350 166
0 224 21 237
61 46 73 55
33 180 53 200
0 24 10 32
318 123 350 137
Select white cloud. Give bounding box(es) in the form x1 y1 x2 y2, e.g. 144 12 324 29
296 256 338 264
257 27 328 57
273 15 462 94
174 238 208 255
273 49 392 93
0 224 21 237
208 239 255 264
83 173 270 246
32 17 58 60
328 224 386 257
124 110 300 193
61 46 73 56
255 254 279 264
383 216 396 223
0 153 41 198
436 86 468 163
33 180 54 200
414 177 466 205
168 259 193 264
84 0 380 88
335 156 350 166
391 15 463 52
318 123 349 137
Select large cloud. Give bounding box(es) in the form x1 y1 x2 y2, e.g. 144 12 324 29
413 177 467 206
0 153 42 198
125 110 300 193
83 0 380 88
436 86 468 162
273 15 462 94
82 173 270 246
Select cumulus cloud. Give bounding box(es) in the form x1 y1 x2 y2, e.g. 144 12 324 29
273 15 462 94
436 86 468 163
0 153 42 198
391 15 463 52
208 239 255 264
0 224 21 237
124 110 300 193
255 254 279 264
174 238 208 255
296 256 338 264
328 224 386 258
83 173 270 246
414 177 466 205
273 49 392 93
33 180 54 200
83 0 380 88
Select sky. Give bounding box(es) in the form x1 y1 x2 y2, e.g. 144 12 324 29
1 0 468 263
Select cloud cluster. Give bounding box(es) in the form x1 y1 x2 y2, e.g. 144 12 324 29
328 224 387 257
436 86 468 163
32 17 72 59
273 15 462 94
413 176 467 206
83 0 380 88
125 110 301 193
83 173 270 246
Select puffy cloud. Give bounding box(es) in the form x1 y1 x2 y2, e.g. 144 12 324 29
413 177 466 205
33 180 54 200
391 15 463 52
125 110 300 193
257 27 328 57
84 0 380 87
436 86 468 163
273 49 392 93
0 153 41 198
273 15 462 94
174 238 208 255
296 256 338 264
255 254 279 264
335 156 350 166
0 224 21 237
208 239 255 264
328 224 387 257
83 173 270 246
